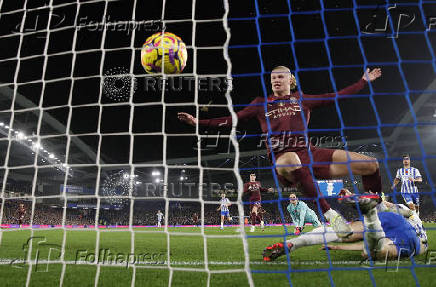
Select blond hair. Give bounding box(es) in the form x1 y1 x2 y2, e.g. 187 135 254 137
272 66 296 90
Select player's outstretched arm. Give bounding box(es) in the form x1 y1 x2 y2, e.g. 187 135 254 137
361 68 382 82
391 178 400 190
303 68 382 108
177 112 197 126
298 203 308 228
177 98 261 128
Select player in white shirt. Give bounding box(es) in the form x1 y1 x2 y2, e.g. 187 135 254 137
156 210 164 227
391 154 423 216
217 193 232 230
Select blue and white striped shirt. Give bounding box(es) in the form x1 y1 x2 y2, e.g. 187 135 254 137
157 212 164 222
220 198 230 212
396 167 421 193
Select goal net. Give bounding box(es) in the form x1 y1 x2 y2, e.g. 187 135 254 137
0 0 435 286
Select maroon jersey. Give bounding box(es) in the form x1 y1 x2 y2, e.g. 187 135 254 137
16 206 26 224
192 213 199 222
17 207 26 217
199 79 366 156
243 181 268 202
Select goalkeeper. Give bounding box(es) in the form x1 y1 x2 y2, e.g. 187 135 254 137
287 193 321 235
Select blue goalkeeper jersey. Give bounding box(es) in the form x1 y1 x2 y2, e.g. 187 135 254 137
287 201 320 227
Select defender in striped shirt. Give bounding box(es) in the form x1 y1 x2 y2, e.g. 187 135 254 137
217 193 232 230
391 155 422 216
156 210 164 228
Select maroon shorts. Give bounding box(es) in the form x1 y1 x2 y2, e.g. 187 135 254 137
274 146 335 186
249 201 262 212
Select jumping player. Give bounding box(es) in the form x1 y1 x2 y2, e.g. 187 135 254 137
217 193 232 230
178 66 382 238
243 173 273 232
287 193 321 235
391 154 422 216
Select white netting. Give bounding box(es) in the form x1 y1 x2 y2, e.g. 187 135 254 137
0 0 253 286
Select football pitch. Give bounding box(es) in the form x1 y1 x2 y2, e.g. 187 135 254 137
0 224 436 287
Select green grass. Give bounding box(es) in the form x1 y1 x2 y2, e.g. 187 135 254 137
0 224 436 286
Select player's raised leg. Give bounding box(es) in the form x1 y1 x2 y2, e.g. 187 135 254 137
329 150 381 193
276 152 353 238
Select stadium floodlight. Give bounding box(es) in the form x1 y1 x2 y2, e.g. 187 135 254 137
180 176 184 181
5 125 9 129
155 178 160 183
16 132 25 140
0 122 3 126
152 171 161 176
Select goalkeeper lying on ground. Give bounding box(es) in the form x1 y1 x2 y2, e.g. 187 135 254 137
263 190 428 261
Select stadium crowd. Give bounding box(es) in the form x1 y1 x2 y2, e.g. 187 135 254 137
2 197 436 226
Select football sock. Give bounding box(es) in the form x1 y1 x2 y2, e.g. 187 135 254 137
362 208 385 252
323 209 340 223
287 227 339 251
362 167 382 193
251 212 257 226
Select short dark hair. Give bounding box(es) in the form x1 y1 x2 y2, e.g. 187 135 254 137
403 154 410 159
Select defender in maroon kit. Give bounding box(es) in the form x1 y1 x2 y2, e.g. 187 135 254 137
178 66 382 238
243 173 273 232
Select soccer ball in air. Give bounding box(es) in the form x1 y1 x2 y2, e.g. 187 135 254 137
141 32 188 74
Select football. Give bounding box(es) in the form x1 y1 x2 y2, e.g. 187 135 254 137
141 32 188 74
